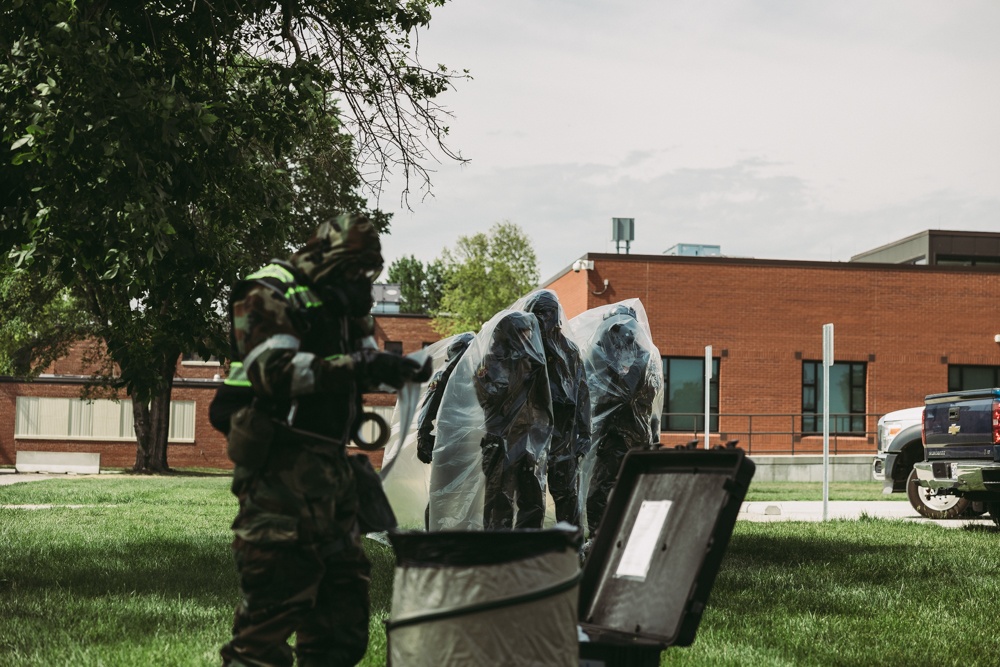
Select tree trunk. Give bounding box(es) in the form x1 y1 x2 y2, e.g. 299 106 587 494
131 353 179 473
132 399 153 472
148 389 172 471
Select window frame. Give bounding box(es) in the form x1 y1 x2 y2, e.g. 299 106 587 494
661 356 720 433
15 397 196 443
947 364 1000 392
801 360 866 435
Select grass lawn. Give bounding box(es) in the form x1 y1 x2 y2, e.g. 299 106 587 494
0 474 995 666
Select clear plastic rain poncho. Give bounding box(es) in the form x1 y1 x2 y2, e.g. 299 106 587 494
509 290 592 527
379 332 475 528
568 299 663 536
428 310 553 531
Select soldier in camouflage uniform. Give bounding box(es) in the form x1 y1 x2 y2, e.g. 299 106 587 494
218 213 430 667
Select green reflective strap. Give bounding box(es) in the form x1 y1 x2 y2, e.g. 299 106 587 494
324 354 345 361
224 362 252 387
286 285 322 308
247 264 295 283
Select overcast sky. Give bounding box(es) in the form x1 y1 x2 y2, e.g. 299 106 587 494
375 0 1000 283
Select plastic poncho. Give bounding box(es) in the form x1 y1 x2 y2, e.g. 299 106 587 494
568 299 663 534
428 310 553 531
510 289 592 526
379 333 474 528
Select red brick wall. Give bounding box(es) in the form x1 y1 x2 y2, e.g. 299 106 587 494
0 313 438 471
546 254 1000 451
373 314 440 355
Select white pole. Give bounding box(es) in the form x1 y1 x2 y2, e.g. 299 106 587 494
704 345 713 450
822 323 834 521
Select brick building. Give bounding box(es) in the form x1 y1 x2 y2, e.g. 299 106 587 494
544 230 1000 454
0 313 439 471
4 229 1000 469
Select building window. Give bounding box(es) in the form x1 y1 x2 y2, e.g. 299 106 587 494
948 365 1000 391
181 353 220 366
15 397 196 443
384 341 403 355
801 361 865 434
662 357 719 432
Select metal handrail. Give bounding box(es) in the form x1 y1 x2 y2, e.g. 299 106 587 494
660 412 880 455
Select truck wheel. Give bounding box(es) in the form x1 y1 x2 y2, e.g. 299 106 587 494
906 468 970 519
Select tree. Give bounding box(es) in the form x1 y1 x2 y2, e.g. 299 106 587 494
388 255 428 313
433 222 539 336
1 1 463 472
387 255 450 313
0 264 95 377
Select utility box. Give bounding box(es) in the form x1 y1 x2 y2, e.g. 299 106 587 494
578 448 755 665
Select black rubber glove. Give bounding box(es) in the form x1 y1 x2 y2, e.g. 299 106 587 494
363 350 432 389
416 437 434 464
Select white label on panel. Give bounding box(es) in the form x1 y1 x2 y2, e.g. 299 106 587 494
614 500 673 580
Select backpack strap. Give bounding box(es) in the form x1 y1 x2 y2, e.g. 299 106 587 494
228 260 321 359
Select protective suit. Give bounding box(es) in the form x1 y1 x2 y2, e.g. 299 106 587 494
569 300 663 538
511 290 591 527
428 310 553 531
217 213 430 667
378 332 475 528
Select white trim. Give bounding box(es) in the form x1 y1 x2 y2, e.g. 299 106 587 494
15 435 196 444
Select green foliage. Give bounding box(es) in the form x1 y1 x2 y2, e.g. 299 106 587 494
387 254 450 313
0 264 94 376
433 221 539 335
0 0 461 470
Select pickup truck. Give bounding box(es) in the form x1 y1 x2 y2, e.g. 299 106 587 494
872 406 978 519
912 388 1000 524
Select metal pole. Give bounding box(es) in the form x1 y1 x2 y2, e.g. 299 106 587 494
822 323 834 521
704 345 712 449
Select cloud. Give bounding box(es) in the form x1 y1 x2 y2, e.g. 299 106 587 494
380 156 1000 282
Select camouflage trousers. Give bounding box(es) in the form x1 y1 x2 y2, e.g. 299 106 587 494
221 535 370 667
221 457 370 666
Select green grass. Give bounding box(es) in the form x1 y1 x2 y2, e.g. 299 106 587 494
1 476 995 666
744 481 903 502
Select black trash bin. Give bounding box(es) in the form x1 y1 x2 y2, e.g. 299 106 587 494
386 525 583 667
578 448 755 666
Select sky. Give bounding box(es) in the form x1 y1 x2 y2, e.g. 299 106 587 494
374 0 1000 283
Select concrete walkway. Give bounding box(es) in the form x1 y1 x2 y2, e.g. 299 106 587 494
740 499 996 527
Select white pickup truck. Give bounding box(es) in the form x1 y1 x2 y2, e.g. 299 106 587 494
872 406 981 519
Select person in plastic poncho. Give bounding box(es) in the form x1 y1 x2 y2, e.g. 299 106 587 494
416 332 476 466
574 301 663 538
514 290 592 527
427 310 553 531
376 332 475 529
216 214 430 667
476 311 554 529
